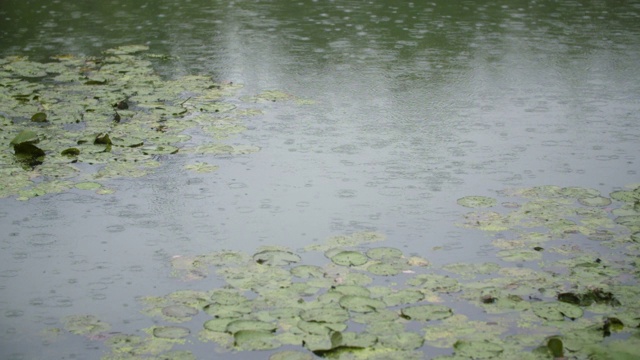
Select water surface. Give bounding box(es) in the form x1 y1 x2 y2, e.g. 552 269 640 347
1 0 639 358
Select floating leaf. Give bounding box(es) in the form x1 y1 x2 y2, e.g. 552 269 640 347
291 265 325 279
382 289 424 307
366 247 403 260
329 251 368 267
152 326 190 339
30 112 47 122
203 318 236 333
10 130 39 145
378 332 424 350
226 319 277 334
578 196 612 207
141 145 179 155
546 337 564 357
300 307 349 324
366 261 404 276
62 315 110 336
401 304 453 321
161 305 199 320
61 147 80 156
338 295 386 313
234 330 279 350
532 302 583 321
454 339 504 359
253 249 301 266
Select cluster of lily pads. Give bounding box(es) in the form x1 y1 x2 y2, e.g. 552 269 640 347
0 45 310 200
53 185 640 359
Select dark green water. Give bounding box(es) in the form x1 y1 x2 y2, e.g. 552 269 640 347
1 1 639 359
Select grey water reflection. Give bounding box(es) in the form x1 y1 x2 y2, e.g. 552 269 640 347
1 0 639 358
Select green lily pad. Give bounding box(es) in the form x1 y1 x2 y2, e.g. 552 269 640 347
203 318 236 333
31 112 47 122
226 319 277 334
234 330 280 350
152 326 190 339
454 339 504 359
253 249 301 266
62 315 110 336
10 130 39 145
297 320 346 335
300 307 350 323
290 265 325 279
400 304 453 321
366 247 404 260
378 332 424 350
457 195 497 208
61 147 80 156
75 182 102 190
338 295 386 313
141 145 179 155
578 196 612 207
531 301 583 321
610 188 640 203
329 251 369 267
161 305 199 320
331 285 371 297
382 289 424 307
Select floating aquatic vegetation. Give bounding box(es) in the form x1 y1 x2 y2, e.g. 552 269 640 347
62 314 111 337
54 184 640 358
0 47 308 200
456 195 497 208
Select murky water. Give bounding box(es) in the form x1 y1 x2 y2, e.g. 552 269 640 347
1 0 639 359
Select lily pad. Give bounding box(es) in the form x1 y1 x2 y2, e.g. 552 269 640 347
234 330 280 350
253 249 301 266
300 307 350 323
329 251 369 267
338 295 386 313
382 289 425 307
226 319 277 334
291 265 325 279
203 318 236 333
531 301 583 321
30 112 47 122
378 332 424 350
10 130 39 145
141 145 179 155
454 339 504 359
578 196 612 207
62 315 110 336
161 305 199 320
152 326 190 339
366 261 405 276
400 304 453 321
366 247 404 260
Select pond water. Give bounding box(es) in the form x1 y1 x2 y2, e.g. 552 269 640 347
1 1 639 359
